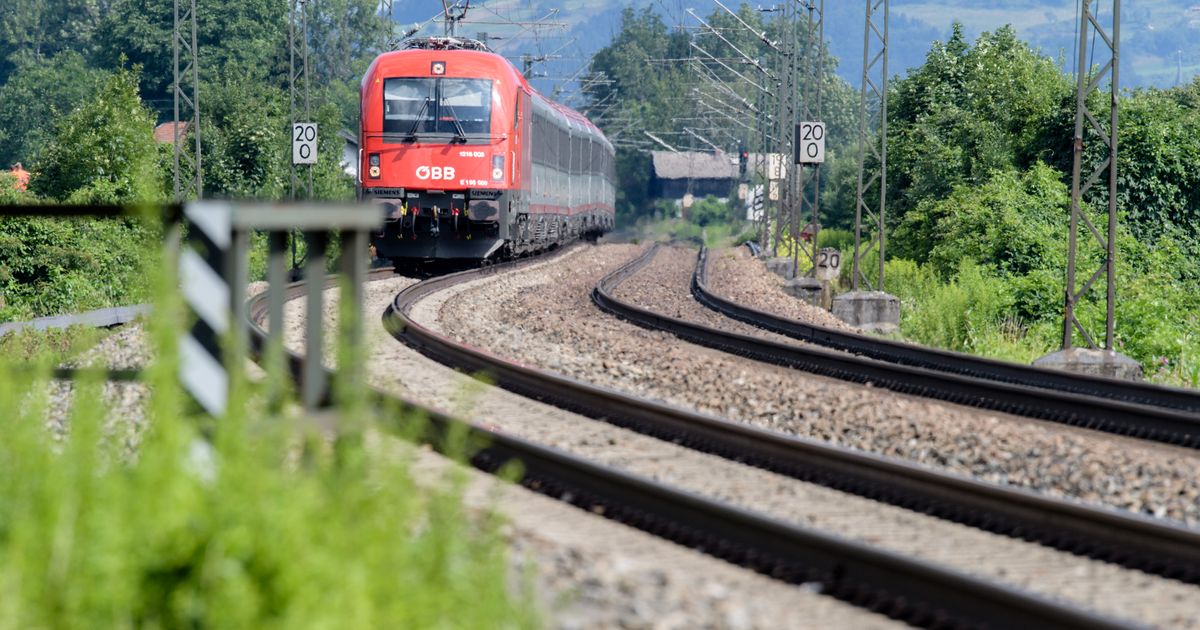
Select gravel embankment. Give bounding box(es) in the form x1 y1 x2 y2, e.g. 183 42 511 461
282 254 1200 627
45 324 152 450
280 270 901 630
707 246 857 331
439 244 1200 528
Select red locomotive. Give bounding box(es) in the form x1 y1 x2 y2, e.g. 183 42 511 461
359 37 615 264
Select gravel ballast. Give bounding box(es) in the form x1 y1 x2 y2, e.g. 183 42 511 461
280 270 901 630
277 247 1200 627
707 246 857 331
438 244 1200 528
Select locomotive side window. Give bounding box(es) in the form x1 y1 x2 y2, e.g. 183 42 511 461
383 78 493 140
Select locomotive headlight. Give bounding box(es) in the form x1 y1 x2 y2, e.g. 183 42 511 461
491 155 504 181
369 166 381 178
369 153 380 167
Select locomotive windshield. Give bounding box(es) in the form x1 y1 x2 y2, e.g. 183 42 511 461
383 78 493 141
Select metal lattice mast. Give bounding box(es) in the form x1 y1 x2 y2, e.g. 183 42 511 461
380 0 398 50
798 0 824 274
757 74 770 248
852 0 888 291
776 1 799 258
172 0 202 200
289 0 313 202
1063 0 1120 350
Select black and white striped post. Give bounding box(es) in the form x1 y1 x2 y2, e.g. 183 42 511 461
179 202 383 415
179 202 237 415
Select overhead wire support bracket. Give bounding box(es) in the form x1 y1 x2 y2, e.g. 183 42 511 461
711 0 781 51
643 131 681 153
687 9 774 79
689 42 771 94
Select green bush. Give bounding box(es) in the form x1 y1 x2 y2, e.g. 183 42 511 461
0 247 538 628
0 217 157 321
688 195 730 227
30 64 163 203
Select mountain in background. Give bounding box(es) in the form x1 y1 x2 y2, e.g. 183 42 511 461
394 0 1200 100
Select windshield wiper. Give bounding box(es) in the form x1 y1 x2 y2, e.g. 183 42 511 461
404 98 431 141
442 103 469 143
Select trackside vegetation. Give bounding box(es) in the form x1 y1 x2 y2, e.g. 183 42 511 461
0 232 539 628
591 9 1200 386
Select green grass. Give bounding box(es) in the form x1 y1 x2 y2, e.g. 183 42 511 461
0 324 113 365
0 230 540 629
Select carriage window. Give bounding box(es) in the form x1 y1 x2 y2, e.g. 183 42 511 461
383 78 493 140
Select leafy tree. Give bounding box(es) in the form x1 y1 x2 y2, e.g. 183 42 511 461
0 0 103 85
0 216 156 320
30 65 163 203
0 51 109 168
896 163 1068 277
689 195 731 227
203 78 290 199
93 0 288 116
887 24 1072 233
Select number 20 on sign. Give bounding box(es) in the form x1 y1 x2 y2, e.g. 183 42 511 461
293 123 318 165
794 122 825 165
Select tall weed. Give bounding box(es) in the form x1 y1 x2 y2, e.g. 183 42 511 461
0 219 538 628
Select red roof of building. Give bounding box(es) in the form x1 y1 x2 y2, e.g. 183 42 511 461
153 122 190 144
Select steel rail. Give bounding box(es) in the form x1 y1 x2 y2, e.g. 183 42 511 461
0 304 152 383
694 246 1200 414
366 251 1143 628
385 243 1200 583
597 245 1200 448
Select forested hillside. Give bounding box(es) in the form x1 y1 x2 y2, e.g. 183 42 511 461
396 0 1200 92
0 0 390 320
585 6 1200 383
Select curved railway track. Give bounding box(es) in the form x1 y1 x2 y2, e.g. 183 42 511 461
385 244 1200 583
695 246 1200 414
594 244 1200 448
243 248 1192 628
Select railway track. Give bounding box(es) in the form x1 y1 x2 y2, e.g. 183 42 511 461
384 243 1200 581
695 246 1200 414
292 247 1200 627
242 251 1141 628
595 244 1200 448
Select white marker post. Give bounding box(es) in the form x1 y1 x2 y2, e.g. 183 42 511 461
292 123 318 165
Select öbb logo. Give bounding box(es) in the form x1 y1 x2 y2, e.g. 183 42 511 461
416 166 456 181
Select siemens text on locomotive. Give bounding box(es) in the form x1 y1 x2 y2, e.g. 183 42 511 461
359 37 616 264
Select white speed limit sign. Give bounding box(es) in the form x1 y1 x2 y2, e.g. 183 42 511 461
795 122 825 164
292 123 318 165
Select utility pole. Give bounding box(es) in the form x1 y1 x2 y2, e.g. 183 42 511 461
289 0 313 203
172 0 201 200
289 0 313 270
829 0 900 333
1036 0 1139 379
797 0 824 276
772 1 797 258
851 0 888 292
380 0 400 50
1066 0 1119 353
